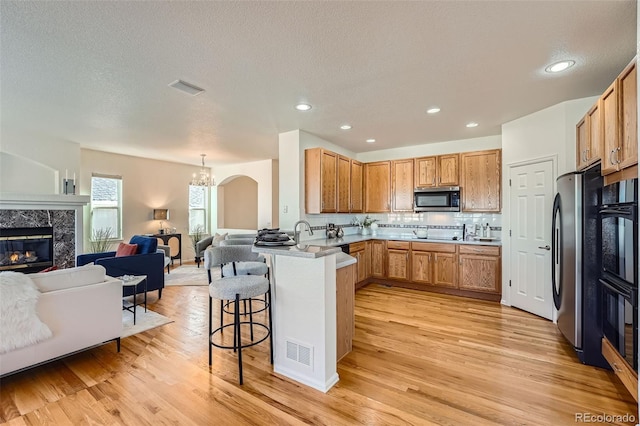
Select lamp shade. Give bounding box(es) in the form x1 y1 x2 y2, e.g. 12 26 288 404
153 209 169 220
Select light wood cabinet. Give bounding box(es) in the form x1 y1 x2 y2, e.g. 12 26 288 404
601 59 638 176
349 241 369 284
364 161 391 212
336 263 356 361
370 240 386 278
410 242 457 288
305 148 337 214
386 241 410 281
337 155 351 213
460 149 501 212
350 160 364 213
458 245 501 294
415 154 459 188
391 159 414 211
602 337 638 401
576 102 602 170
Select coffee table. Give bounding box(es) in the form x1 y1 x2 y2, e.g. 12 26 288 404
120 275 147 325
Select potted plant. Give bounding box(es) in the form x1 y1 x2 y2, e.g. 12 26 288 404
360 215 378 235
89 227 114 253
189 224 206 256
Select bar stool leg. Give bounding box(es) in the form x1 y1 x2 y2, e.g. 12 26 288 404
208 296 213 365
235 293 243 385
268 287 273 365
220 300 224 334
249 299 254 341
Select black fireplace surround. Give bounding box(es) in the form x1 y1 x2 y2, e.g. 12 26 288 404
0 227 54 273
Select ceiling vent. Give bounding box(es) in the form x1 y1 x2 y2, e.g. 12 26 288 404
168 80 205 96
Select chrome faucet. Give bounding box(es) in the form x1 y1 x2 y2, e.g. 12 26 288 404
293 220 314 244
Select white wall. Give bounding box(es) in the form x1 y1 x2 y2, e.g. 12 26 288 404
500 96 598 306
80 149 201 258
0 137 80 194
212 159 277 232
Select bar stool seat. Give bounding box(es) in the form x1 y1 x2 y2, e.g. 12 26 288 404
221 261 268 277
209 275 268 301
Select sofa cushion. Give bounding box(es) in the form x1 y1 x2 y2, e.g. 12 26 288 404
116 242 138 257
129 235 157 254
30 264 107 293
212 233 228 247
39 265 59 273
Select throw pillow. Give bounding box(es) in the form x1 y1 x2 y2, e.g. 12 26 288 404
116 242 138 257
129 235 158 254
38 265 59 273
212 233 228 247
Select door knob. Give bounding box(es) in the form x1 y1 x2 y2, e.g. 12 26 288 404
538 245 551 251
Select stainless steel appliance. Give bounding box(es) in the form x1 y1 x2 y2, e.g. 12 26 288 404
600 178 638 371
552 165 606 368
413 187 460 212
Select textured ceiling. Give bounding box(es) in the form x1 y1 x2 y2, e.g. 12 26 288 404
1 1 636 167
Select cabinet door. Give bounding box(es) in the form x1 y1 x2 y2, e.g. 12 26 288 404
337 155 351 213
364 161 391 212
460 149 501 212
336 263 355 361
387 249 410 281
586 102 602 165
350 160 364 213
415 156 437 188
392 159 414 211
438 154 460 186
364 240 372 279
601 82 619 175
411 251 432 284
576 116 589 170
618 60 638 170
321 150 338 213
433 252 457 288
458 254 500 293
353 249 366 283
370 240 386 277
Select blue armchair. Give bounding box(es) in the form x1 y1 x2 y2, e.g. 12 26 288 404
76 235 165 298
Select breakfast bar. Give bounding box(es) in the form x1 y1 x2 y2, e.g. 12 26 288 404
252 243 349 392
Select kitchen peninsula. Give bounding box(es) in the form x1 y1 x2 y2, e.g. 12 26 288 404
252 244 354 392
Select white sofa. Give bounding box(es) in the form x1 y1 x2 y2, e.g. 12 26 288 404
0 265 122 377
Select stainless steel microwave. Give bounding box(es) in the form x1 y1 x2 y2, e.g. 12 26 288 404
414 187 460 212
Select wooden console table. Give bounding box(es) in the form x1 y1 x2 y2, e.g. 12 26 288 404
154 233 182 265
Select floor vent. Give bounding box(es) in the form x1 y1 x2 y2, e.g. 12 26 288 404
285 339 313 368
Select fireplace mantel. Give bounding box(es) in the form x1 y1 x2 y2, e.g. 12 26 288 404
0 193 89 209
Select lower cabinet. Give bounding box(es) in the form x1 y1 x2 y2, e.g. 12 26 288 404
336 263 356 361
370 240 386 278
458 245 501 293
387 241 410 281
349 242 369 284
411 242 457 288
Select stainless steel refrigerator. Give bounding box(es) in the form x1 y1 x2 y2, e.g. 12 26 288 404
552 164 606 368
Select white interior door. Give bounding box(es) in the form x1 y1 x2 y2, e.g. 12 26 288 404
509 160 554 319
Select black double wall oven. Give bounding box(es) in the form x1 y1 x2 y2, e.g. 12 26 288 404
600 178 638 372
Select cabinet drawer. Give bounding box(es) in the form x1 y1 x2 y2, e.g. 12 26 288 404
387 240 410 250
349 242 366 253
411 242 456 253
459 245 500 256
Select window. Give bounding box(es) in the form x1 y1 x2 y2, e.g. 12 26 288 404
91 175 122 240
189 185 208 233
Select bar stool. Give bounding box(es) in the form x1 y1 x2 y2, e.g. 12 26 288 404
205 246 273 385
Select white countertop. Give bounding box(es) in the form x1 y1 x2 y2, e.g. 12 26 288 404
252 243 341 258
336 252 357 268
304 233 502 247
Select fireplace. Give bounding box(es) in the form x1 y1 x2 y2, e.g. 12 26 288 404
0 227 54 273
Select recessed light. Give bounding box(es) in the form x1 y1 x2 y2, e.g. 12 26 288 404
366 138 376 143
466 122 478 128
426 107 441 114
545 60 575 73
340 124 352 130
295 103 312 111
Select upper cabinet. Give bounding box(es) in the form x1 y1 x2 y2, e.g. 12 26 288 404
391 159 414 211
460 149 502 213
576 102 602 171
364 161 391 212
350 160 364 213
415 154 459 188
337 155 351 213
305 148 337 214
600 58 638 176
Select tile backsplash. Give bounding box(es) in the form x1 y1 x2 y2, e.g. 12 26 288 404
301 211 502 240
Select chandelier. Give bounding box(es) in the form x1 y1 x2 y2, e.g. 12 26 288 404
190 154 216 187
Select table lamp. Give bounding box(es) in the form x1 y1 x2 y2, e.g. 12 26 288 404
153 209 169 234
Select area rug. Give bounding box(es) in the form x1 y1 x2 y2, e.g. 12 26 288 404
164 264 217 287
122 309 173 338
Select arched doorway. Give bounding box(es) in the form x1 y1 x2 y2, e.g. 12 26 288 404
217 175 258 230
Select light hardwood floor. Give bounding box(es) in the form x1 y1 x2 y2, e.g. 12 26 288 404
0 283 636 425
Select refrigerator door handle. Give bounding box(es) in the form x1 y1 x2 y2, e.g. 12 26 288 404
551 192 562 310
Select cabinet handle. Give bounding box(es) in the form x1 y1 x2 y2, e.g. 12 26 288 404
585 148 589 160
609 149 615 165
438 177 441 184
432 178 436 185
